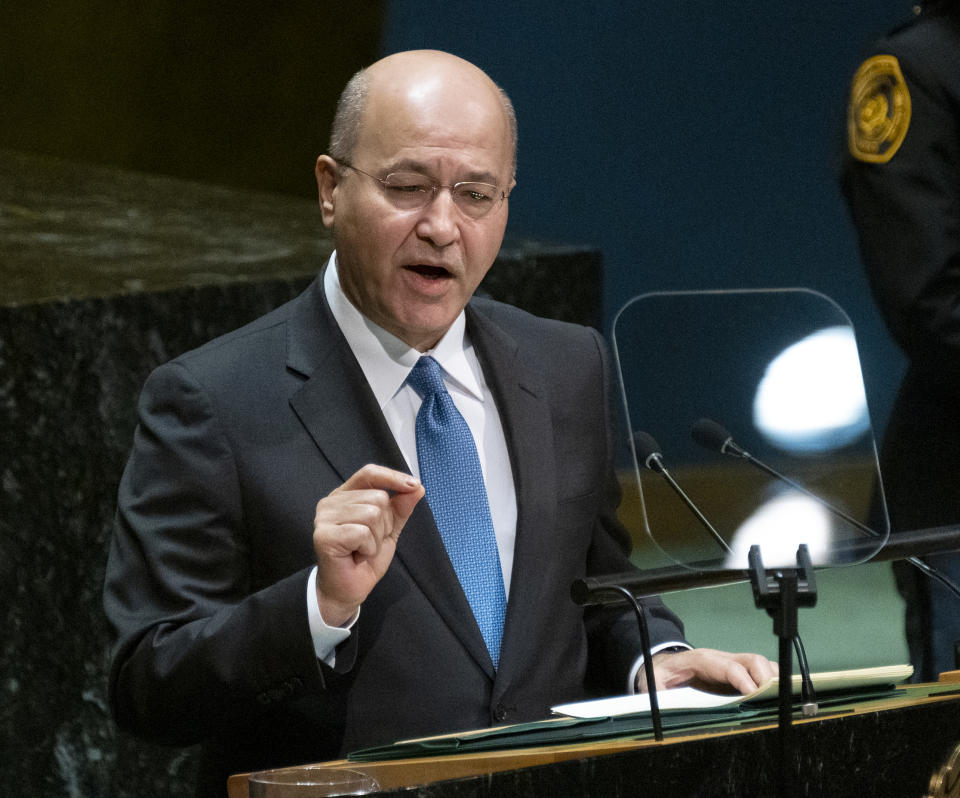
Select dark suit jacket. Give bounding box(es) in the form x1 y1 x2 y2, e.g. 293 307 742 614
103 275 686 796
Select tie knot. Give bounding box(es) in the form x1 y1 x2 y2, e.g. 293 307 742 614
407 356 447 398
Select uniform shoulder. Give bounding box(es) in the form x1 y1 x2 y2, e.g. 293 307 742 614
846 7 959 164
871 7 960 62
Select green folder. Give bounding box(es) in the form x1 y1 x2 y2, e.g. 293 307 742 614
348 665 920 763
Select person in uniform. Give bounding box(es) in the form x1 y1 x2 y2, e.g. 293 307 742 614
842 0 960 680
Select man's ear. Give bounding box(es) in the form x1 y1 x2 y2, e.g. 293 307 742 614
315 155 340 227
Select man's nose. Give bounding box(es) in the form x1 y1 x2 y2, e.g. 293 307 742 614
415 188 461 247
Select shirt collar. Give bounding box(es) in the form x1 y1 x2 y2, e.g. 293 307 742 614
323 252 485 407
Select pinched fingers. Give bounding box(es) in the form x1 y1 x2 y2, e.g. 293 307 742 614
311 467 424 624
322 463 423 529
338 463 422 495
312 464 425 578
314 487 396 555
331 464 425 538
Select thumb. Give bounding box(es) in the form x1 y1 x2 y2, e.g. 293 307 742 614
390 482 426 529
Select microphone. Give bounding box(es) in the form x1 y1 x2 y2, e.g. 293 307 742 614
692 417 874 535
632 431 731 555
691 417 960 600
691 417 751 459
634 430 816 714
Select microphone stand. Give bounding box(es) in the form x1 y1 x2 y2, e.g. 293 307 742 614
748 543 817 798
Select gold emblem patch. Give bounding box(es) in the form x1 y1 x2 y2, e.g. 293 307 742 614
847 54 912 163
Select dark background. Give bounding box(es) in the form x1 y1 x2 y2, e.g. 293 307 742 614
0 0 913 429
0 1 384 198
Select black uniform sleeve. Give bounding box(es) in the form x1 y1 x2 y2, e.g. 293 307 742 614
841 20 960 378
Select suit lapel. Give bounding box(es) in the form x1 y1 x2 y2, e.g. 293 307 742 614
287 279 407 479
287 279 493 675
467 306 559 689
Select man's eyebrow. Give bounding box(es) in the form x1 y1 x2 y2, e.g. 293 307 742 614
461 169 501 185
383 159 501 185
381 158 430 175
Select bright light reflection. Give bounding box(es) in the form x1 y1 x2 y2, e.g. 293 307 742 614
725 492 833 569
753 325 869 453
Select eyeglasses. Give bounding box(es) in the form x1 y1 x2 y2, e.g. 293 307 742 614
337 161 508 220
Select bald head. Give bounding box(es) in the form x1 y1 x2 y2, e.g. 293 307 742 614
328 50 517 178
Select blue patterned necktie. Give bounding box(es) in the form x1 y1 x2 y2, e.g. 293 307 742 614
407 355 506 667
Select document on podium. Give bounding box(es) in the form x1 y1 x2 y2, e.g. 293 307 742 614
551 664 914 718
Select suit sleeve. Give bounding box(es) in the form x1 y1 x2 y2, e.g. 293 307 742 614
103 360 330 746
581 327 688 693
842 40 960 380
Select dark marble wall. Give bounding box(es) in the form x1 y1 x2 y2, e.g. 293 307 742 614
0 151 600 797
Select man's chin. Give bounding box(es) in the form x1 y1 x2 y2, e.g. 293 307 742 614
392 308 463 352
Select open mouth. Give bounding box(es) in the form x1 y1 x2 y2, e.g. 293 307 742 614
405 264 451 279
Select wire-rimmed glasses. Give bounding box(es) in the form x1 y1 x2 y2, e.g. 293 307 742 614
337 161 508 220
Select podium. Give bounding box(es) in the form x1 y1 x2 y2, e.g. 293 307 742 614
229 678 960 797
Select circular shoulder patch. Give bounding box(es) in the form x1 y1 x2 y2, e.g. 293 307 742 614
847 54 912 164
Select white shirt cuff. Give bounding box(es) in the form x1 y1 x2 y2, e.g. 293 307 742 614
627 641 692 693
306 566 358 666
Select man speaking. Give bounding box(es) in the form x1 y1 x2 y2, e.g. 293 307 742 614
104 50 774 796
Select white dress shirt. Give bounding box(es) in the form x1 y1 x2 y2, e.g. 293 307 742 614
307 253 517 662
